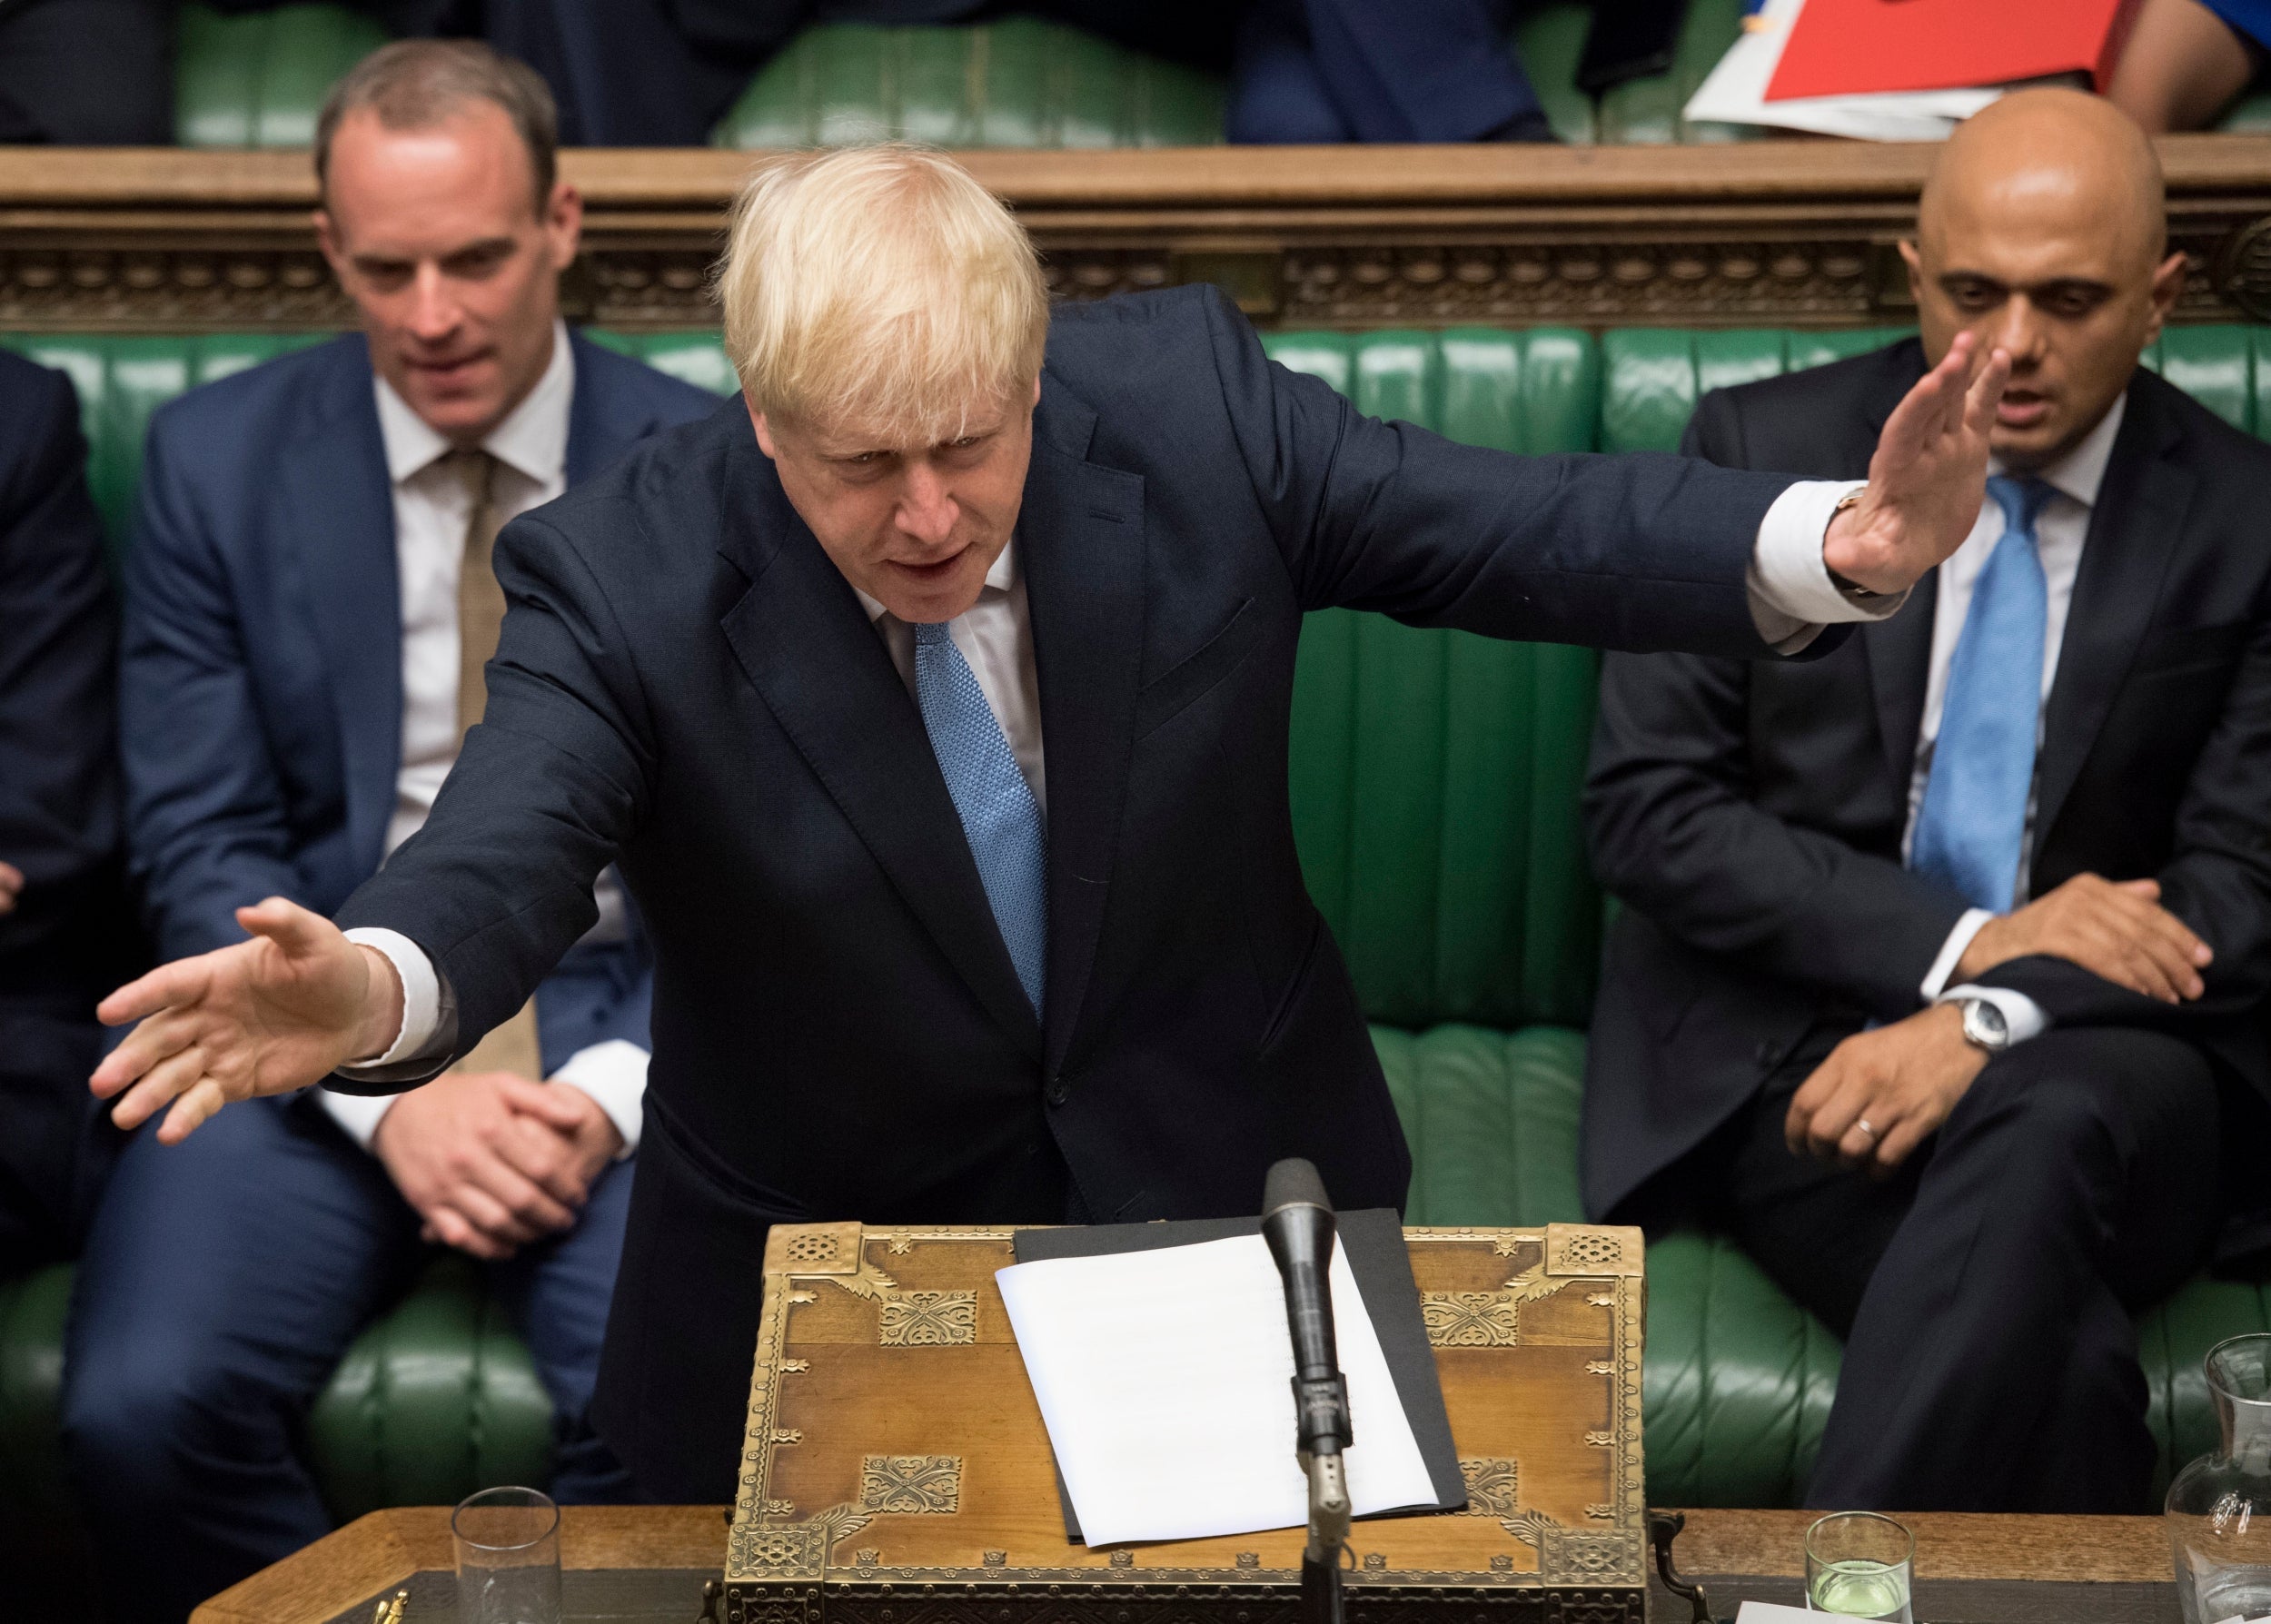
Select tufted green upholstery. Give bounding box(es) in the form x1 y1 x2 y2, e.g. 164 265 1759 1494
2 323 2266 1580
710 16 1225 151
161 0 2271 153
175 3 390 148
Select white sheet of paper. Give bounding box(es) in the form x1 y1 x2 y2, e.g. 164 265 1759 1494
1734 1605 1822 1624
995 1233 1437 1547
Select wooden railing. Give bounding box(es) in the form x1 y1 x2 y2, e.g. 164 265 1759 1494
6 136 2271 332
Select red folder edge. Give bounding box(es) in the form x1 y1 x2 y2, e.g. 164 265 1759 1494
1764 0 2144 103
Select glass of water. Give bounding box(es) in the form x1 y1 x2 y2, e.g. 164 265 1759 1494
1805 1511 1914 1622
452 1485 563 1624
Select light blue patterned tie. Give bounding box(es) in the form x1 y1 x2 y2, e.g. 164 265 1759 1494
1910 473 2056 912
912 619 1047 1017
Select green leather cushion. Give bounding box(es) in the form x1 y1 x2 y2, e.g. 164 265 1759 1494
175 2 390 148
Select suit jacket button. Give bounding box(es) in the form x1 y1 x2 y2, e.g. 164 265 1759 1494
1046 1076 1069 1107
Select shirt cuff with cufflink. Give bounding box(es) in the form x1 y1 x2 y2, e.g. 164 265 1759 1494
1745 479 1908 654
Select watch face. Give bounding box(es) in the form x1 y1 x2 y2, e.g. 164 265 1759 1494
1965 1000 2008 1046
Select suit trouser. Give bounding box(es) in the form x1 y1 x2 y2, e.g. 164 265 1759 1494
0 993 115 1274
1700 1022 2223 1513
62 1093 635 1624
1226 0 1542 143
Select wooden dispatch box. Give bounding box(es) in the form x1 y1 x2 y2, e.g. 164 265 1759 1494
725 1222 1649 1624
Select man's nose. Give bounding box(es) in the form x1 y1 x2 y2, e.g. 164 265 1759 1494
405 264 461 342
897 463 957 546
1991 298 2049 369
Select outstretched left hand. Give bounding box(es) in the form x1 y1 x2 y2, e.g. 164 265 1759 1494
1822 332 2011 598
1785 1004 1988 1174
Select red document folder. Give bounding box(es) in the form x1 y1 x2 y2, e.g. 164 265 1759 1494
1765 0 2142 102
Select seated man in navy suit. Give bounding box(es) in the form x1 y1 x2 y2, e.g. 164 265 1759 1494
91 141 2011 1506
0 349 138 1280
1582 91 2271 1512
62 43 718 1623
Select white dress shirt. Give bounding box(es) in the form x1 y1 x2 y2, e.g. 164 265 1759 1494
324 322 649 1155
345 475 1901 1070
1910 397 2127 1045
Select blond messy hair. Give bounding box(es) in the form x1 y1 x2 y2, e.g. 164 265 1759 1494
717 144 1050 444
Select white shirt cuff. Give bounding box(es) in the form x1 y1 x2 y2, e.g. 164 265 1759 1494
550 1038 648 1159
314 1086 398 1153
340 926 441 1065
1938 983 2050 1045
1747 479 1906 653
1920 908 1996 1003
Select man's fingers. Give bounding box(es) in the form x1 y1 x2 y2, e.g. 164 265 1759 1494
93 1005 207 1103
157 1076 235 1145
493 1074 591 1131
108 1042 209 1132
236 896 332 959
468 1155 578 1234
1872 1114 1932 1173
2114 877 2163 899
1961 343 2012 439
426 1204 513 1262
495 1119 590 1208
448 1182 545 1248
95 956 213 1030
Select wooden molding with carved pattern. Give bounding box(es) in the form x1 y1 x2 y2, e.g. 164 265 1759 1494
5 135 2271 332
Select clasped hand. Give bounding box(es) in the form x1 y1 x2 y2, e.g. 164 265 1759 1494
374 1071 621 1260
1790 873 2211 1173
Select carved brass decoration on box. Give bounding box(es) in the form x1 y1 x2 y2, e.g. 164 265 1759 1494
728 1222 1651 1624
858 1454 963 1515
1458 1457 1521 1518
878 1290 978 1346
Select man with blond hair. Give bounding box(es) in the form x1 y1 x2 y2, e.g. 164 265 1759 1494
93 142 2010 1500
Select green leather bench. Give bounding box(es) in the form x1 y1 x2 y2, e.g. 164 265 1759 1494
169 0 2271 151
4 323 2268 1591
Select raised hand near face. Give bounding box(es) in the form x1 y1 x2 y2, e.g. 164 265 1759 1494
1823 332 2013 598
88 896 404 1144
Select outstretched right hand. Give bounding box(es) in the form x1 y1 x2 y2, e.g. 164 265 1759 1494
91 896 404 1144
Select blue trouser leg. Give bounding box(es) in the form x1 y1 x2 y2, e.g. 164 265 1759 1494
491 1152 639 1503
1296 0 1540 143
62 1096 422 1624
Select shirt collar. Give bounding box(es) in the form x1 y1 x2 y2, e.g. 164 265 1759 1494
854 535 1020 625
1988 391 2125 510
373 318 575 488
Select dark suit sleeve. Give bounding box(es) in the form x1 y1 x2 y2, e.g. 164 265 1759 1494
119 412 307 960
1579 391 1971 1019
1978 612 2271 1030
1198 288 1811 659
0 361 119 957
335 507 651 1076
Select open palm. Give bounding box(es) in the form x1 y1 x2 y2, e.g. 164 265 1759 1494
92 897 397 1143
1826 331 2013 596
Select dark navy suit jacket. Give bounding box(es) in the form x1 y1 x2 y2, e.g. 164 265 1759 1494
335 285 1809 1497
121 332 717 1071
0 348 134 999
1582 342 2271 1227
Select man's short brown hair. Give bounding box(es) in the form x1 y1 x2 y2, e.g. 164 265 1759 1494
315 40 558 212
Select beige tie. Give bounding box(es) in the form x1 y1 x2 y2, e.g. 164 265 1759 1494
443 448 544 1082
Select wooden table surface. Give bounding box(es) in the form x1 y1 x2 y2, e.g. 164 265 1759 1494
191 1505 2177 1624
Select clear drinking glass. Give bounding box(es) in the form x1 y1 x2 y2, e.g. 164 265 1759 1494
2167 1333 2271 1624
452 1485 563 1624
1805 1510 1915 1622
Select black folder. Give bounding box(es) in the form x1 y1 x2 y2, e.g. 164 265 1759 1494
1014 1210 1466 1542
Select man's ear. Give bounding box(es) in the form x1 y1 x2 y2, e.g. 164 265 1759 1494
313 208 344 276
544 181 585 268
2142 249 2188 343
747 397 777 459
1898 239 1926 307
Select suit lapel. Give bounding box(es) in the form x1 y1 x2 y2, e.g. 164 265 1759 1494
290 339 401 879
1018 384 1146 1074
715 437 1044 1056
563 332 663 482
1845 349 1938 787
2035 381 2193 847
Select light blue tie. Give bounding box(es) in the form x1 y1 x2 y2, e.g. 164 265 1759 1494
1910 473 2056 912
912 619 1047 1017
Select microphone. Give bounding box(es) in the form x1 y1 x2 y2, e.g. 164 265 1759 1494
1261 1156 1352 1621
